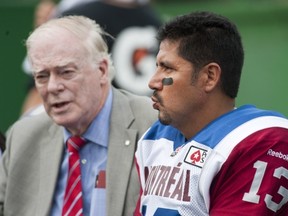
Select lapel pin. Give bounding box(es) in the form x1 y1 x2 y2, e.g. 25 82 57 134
125 140 130 146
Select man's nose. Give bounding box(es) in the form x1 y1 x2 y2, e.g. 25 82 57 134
47 75 64 93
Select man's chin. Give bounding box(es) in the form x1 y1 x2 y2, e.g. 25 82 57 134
159 116 171 126
50 114 73 127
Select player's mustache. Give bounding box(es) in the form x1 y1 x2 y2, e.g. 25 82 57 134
152 91 162 104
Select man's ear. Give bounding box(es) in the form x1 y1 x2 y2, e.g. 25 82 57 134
98 59 109 83
203 62 221 93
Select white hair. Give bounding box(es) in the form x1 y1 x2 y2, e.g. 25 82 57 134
26 15 115 80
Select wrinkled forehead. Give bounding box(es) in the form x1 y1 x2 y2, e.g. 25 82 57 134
28 26 82 51
28 27 87 72
157 39 181 59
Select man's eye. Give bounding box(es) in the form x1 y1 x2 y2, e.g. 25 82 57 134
158 63 172 71
60 70 75 78
161 65 172 72
35 74 49 83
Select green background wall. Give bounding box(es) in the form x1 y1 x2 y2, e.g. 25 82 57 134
0 5 33 133
0 0 288 133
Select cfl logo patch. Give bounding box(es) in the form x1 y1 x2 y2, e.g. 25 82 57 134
184 146 208 168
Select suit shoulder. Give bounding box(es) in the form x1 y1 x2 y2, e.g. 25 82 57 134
7 112 54 134
115 89 157 126
118 89 153 107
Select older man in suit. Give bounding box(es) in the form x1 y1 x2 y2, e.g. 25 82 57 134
0 16 156 216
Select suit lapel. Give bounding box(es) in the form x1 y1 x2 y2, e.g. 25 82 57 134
36 124 64 215
106 89 138 216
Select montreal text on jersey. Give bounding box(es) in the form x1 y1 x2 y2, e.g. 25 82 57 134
143 162 191 202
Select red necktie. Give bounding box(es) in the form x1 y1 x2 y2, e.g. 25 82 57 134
62 136 86 216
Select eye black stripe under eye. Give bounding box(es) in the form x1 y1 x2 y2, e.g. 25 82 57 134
162 77 173 85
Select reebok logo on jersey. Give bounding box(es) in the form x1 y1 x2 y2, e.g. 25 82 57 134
267 149 288 162
184 146 208 168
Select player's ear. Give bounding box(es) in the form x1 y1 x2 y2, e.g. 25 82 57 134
202 62 221 93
